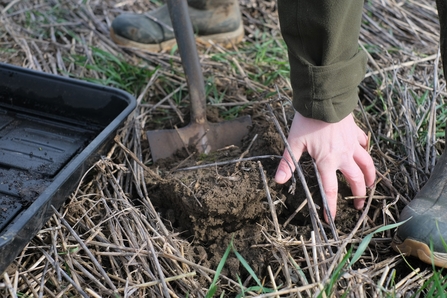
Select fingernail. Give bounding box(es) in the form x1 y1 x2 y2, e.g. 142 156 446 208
276 170 287 182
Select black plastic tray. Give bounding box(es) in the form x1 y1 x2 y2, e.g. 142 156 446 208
0 63 136 274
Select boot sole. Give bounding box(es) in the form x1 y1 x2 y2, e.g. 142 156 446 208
391 234 447 268
110 23 244 53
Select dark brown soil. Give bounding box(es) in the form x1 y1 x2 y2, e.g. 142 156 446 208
145 105 368 287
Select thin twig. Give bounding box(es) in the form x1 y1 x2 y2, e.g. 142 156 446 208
258 161 282 238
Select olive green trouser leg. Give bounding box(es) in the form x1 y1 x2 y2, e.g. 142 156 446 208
277 0 367 123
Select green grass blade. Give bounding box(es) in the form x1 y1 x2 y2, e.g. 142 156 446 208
322 247 353 297
349 219 409 267
206 241 232 298
232 246 262 288
232 244 276 295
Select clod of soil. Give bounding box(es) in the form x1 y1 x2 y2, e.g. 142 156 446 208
145 108 363 284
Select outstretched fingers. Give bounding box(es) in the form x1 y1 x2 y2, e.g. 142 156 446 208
317 147 375 222
274 112 376 222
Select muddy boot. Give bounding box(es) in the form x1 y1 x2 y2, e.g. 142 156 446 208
391 148 447 267
391 0 447 268
110 0 243 52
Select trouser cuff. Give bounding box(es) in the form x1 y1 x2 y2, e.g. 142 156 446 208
291 50 367 123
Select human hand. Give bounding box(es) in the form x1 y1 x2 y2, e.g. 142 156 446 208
275 111 375 221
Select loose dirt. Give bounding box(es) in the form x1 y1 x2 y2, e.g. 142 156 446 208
145 104 363 286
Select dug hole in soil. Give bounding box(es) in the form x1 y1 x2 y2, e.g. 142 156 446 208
144 103 362 289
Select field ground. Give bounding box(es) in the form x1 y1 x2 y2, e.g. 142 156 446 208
0 0 446 297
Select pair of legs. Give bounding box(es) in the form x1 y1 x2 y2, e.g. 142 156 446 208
110 0 447 268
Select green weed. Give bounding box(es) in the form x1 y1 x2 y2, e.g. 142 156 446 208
321 220 409 297
206 238 275 298
414 264 447 297
65 47 157 95
209 36 290 93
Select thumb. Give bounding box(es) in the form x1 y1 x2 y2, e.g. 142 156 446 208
275 147 303 184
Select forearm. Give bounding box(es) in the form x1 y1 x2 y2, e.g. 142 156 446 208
278 0 366 123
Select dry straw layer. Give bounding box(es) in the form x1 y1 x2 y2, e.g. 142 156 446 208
0 0 444 297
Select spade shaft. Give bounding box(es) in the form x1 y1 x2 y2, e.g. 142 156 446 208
147 0 252 162
167 0 207 125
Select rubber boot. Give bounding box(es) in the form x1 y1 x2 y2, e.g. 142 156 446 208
110 0 243 52
391 0 447 267
392 148 447 267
